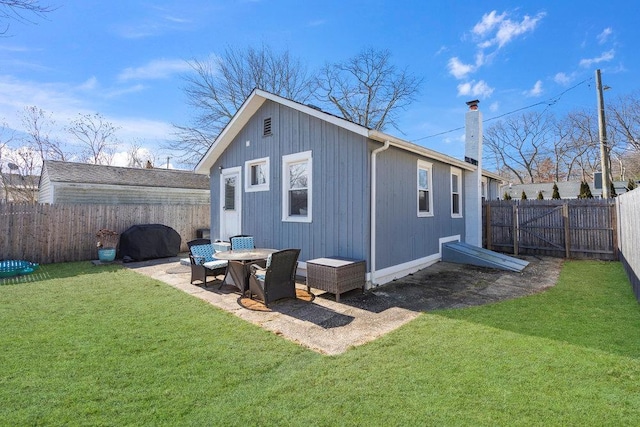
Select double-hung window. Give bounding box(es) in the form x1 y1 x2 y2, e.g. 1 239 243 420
245 157 269 192
450 167 462 218
417 160 433 217
282 151 312 223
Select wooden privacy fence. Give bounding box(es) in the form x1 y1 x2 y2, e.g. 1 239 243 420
1 203 210 264
616 189 640 301
484 199 617 260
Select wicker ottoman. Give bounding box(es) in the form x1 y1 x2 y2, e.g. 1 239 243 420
306 257 365 302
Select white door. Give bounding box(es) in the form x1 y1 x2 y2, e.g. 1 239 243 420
219 167 242 240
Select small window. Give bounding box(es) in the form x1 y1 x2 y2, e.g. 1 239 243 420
451 167 462 218
417 160 433 217
282 151 312 223
244 157 269 192
263 117 272 136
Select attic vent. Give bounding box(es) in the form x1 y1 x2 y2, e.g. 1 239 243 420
263 117 272 136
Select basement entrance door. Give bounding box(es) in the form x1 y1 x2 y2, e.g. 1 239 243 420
219 167 242 241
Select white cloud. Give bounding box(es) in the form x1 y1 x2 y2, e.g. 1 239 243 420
473 11 506 36
448 57 474 79
308 19 326 27
473 10 546 49
524 80 543 97
597 27 613 45
457 80 494 98
489 101 499 112
579 49 615 68
554 72 573 85
78 76 98 91
118 58 191 81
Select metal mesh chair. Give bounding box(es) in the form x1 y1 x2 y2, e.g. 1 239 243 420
248 249 300 307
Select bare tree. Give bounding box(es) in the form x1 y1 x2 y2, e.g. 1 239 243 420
21 106 68 161
66 113 119 165
0 0 56 34
174 45 316 166
484 112 555 184
315 48 421 132
608 91 640 152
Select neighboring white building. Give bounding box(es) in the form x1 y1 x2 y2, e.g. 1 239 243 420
39 160 210 205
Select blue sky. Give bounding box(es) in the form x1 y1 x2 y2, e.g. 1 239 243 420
1 0 638 170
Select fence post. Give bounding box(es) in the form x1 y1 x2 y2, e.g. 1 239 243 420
485 203 492 250
512 203 519 256
563 203 570 258
611 202 618 260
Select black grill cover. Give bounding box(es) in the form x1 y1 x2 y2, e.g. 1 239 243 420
119 224 181 261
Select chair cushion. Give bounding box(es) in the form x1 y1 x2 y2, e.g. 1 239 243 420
231 236 254 250
203 259 228 270
191 244 215 264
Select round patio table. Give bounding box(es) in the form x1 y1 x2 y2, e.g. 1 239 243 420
214 249 279 294
213 248 278 262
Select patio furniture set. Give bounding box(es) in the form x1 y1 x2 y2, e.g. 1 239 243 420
187 236 365 307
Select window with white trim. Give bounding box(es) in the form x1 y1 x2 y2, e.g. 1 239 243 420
244 157 269 192
451 167 462 218
282 151 312 223
417 160 433 217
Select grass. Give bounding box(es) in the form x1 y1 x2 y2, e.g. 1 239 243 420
1 260 639 426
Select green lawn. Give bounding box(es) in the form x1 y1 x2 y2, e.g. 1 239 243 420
1 260 639 426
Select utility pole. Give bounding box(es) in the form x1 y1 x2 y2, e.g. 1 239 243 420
596 69 610 198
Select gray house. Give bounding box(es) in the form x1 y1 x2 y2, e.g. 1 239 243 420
39 160 210 205
195 89 502 287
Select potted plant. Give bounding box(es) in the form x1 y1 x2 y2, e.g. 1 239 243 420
96 228 119 262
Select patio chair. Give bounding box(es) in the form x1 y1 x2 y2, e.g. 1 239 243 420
187 238 228 286
248 249 300 307
230 235 254 250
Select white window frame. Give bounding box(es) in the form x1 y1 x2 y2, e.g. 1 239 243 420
244 157 270 192
417 160 433 217
450 167 463 218
282 151 312 223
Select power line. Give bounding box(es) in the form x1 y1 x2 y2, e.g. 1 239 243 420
412 77 594 143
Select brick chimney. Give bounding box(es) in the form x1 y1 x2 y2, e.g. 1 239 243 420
464 99 482 247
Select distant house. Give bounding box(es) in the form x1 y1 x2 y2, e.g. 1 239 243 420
38 160 210 205
1 172 39 203
502 178 630 200
195 89 504 286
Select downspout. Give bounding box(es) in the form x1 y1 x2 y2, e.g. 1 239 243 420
370 140 390 287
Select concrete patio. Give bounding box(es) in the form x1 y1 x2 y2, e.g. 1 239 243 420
125 255 562 355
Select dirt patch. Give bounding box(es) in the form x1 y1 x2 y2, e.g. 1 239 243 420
331 255 563 313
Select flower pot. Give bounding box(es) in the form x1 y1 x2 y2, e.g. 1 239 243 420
98 248 117 263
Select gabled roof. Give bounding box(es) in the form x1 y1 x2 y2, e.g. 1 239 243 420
43 160 209 190
195 88 503 180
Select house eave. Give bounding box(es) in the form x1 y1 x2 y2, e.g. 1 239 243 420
194 88 369 174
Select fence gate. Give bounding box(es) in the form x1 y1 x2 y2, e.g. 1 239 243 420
484 200 617 260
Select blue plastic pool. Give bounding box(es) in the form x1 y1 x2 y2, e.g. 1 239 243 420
0 260 40 278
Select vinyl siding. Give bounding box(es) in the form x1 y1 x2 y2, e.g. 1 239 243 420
210 100 370 264
50 184 209 204
374 145 465 270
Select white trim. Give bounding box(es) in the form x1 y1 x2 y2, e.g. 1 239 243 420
369 253 441 288
219 166 242 240
282 151 312 223
439 235 461 256
417 160 434 217
450 166 463 218
244 157 270 192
